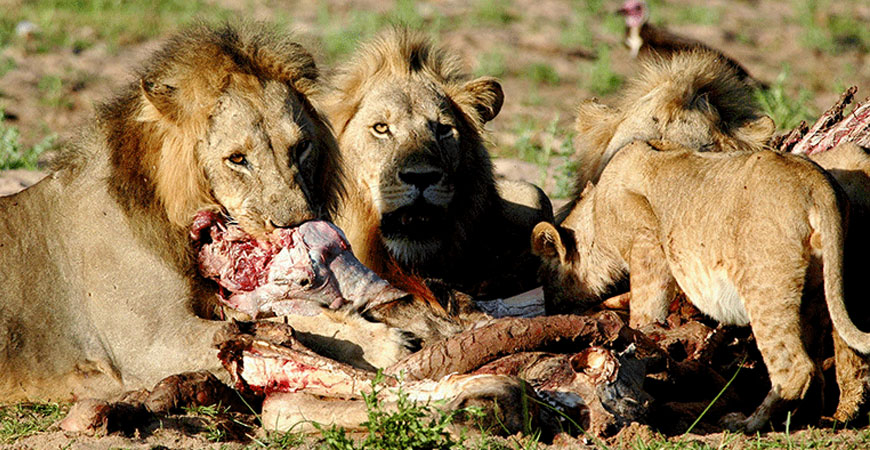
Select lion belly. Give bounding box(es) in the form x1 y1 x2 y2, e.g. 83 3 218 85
669 258 749 326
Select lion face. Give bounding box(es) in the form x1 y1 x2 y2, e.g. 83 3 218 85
341 80 469 263
327 29 504 271
129 26 342 240
199 78 327 237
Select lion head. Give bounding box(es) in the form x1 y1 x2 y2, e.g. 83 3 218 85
95 24 342 242
572 49 775 189
323 28 503 275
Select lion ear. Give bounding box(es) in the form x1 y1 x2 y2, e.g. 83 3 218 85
738 114 776 147
457 77 504 123
579 181 595 198
140 78 180 122
532 222 567 263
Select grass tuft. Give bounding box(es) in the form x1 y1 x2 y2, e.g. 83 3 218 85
0 402 68 444
0 109 55 170
753 68 816 131
315 372 481 450
580 45 623 96
0 0 233 53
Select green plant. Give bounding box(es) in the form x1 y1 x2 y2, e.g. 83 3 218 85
559 10 595 49
0 0 233 53
38 74 72 109
753 68 815 131
0 402 67 444
183 403 229 442
524 63 560 86
793 0 870 54
671 5 721 26
580 45 623 96
0 57 15 77
0 111 55 170
470 0 515 26
316 372 478 450
474 51 507 78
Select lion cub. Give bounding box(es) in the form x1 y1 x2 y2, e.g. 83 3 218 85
532 140 870 432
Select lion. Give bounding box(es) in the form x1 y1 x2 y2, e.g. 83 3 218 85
570 49 775 195
320 28 553 338
0 24 349 401
531 140 870 432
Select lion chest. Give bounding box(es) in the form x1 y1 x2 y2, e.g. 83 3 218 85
664 243 750 327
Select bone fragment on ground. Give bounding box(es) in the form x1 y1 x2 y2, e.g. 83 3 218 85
191 211 407 318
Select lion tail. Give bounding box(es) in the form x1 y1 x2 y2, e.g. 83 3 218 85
817 182 870 354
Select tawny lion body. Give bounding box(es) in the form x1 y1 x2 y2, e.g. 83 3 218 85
533 140 869 432
0 24 343 401
321 29 552 340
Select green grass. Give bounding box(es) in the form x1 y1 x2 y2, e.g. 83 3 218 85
524 63 560 86
0 0 233 53
474 50 507 78
470 0 516 26
0 56 15 77
314 2 446 62
0 402 67 444
794 0 870 54
754 68 816 131
580 45 623 96
315 372 484 450
37 75 72 109
505 115 575 198
559 10 595 50
0 109 55 170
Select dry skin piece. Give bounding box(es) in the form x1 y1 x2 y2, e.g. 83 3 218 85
190 211 407 317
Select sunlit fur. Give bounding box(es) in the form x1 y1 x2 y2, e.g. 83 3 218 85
0 23 345 401
570 50 775 199
322 28 505 276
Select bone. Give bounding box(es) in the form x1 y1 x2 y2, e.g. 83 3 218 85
215 321 536 434
192 212 407 317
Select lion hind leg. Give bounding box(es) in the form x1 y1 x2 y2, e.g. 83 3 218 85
729 283 819 432
627 228 675 329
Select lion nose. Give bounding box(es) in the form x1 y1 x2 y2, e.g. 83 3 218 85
398 169 442 189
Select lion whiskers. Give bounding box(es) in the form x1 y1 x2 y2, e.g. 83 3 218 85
384 236 442 265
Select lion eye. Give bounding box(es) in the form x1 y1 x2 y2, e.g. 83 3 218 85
228 153 248 166
436 123 455 141
372 122 390 135
295 139 313 165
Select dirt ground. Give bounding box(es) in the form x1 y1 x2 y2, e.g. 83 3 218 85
2 0 870 448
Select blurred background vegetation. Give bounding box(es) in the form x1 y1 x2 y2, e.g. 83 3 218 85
1 0 868 198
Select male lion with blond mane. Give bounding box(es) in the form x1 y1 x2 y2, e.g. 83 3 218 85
532 139 870 432
571 49 775 192
0 24 345 401
321 29 552 337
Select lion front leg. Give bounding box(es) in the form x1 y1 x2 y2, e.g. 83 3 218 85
627 229 675 329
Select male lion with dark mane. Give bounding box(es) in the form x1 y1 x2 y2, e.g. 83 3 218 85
0 24 344 401
322 29 552 336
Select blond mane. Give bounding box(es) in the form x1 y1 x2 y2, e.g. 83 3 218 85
618 49 762 142
324 28 497 136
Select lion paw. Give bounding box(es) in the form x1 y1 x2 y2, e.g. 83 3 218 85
719 412 749 432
